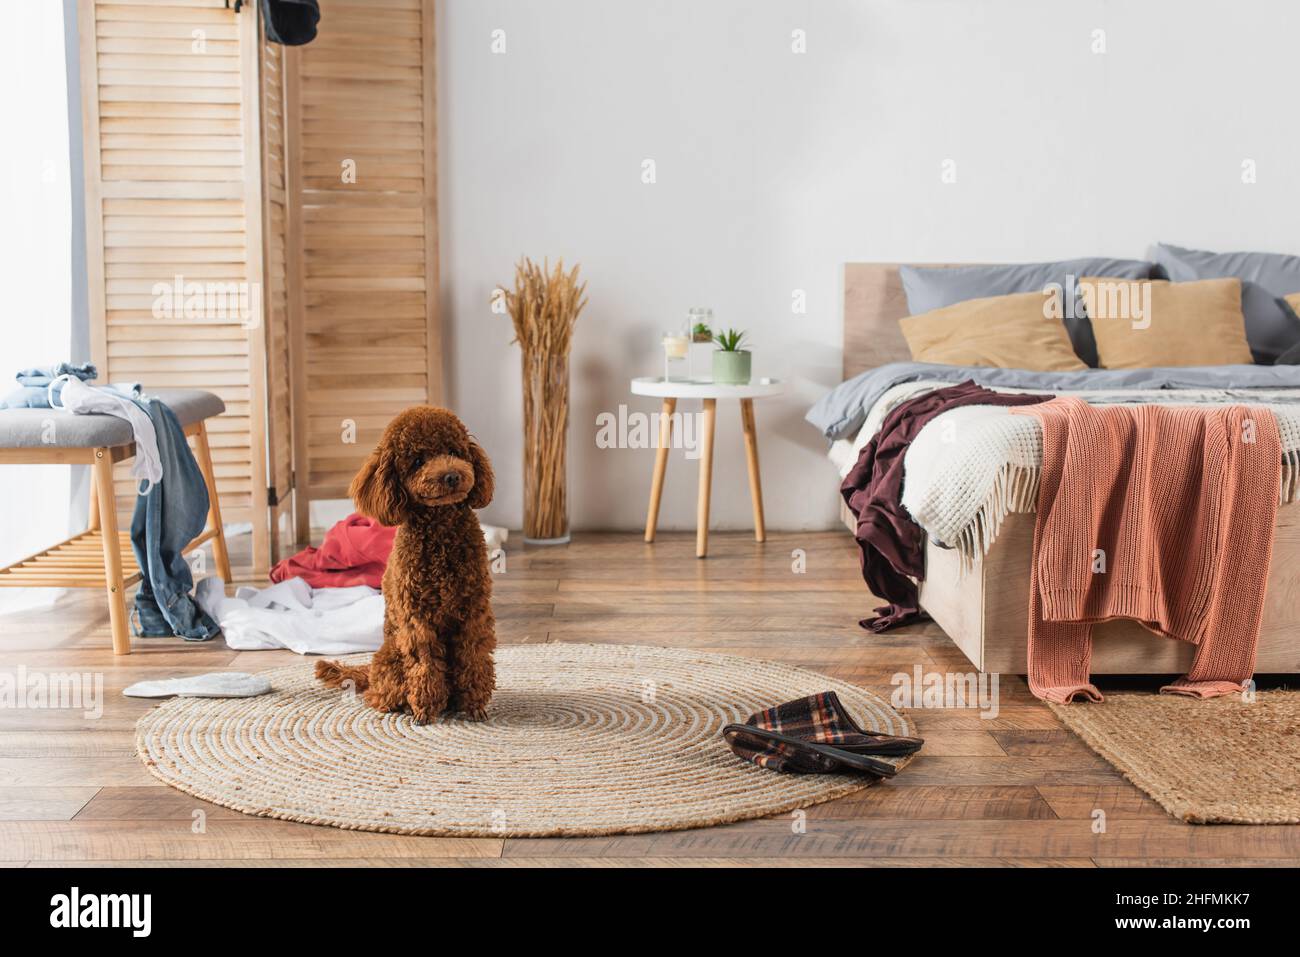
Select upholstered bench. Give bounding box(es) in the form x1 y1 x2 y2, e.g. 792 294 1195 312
0 389 231 654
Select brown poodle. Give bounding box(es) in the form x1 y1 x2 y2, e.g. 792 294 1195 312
315 406 496 723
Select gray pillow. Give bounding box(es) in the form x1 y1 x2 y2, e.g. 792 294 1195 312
1275 341 1300 365
1153 243 1300 364
899 258 1154 367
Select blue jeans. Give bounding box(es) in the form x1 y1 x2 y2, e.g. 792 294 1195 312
129 398 220 641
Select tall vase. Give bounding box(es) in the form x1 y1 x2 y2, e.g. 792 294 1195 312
521 350 570 544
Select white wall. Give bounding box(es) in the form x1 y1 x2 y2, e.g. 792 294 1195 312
439 0 1300 532
0 0 75 581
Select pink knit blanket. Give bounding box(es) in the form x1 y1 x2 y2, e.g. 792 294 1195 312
1011 397 1281 703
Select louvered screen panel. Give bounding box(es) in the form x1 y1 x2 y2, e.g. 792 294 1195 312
260 33 294 552
80 0 273 569
288 0 442 517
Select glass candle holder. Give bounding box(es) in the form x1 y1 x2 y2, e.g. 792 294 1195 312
662 329 690 381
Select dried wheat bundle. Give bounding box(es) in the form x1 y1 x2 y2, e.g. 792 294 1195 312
502 258 587 358
499 258 587 541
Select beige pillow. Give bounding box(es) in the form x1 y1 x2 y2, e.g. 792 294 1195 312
899 291 1087 370
1286 292 1300 314
1080 276 1252 368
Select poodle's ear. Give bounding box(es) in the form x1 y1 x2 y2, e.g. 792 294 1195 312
466 436 494 509
349 445 410 526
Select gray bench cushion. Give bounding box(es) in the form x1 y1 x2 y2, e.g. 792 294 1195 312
0 389 225 449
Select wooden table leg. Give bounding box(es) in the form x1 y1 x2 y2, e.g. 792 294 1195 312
644 397 676 543
696 398 716 558
740 398 766 543
92 449 131 656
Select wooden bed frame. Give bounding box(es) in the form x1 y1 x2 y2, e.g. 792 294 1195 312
839 262 1300 674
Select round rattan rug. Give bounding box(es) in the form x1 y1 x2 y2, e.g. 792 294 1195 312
136 643 915 837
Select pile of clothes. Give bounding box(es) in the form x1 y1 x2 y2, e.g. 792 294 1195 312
1 362 103 409
196 575 384 655
194 514 394 654
269 512 396 589
195 514 508 655
2 362 219 641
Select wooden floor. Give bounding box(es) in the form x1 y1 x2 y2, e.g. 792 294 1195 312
1 529 1297 868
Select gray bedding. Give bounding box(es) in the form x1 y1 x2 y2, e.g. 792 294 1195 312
807 361 1300 442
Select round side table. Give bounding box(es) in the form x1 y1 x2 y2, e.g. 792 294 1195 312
630 376 784 558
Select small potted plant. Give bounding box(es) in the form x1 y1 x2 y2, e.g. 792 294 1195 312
711 328 751 384
692 321 712 343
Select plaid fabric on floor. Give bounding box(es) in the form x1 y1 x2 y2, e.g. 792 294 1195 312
723 691 922 776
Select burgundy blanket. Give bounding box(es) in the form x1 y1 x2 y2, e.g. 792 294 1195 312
840 380 1049 631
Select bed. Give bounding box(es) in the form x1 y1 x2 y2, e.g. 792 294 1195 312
825 262 1300 675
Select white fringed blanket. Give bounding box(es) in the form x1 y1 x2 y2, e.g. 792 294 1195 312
833 381 1300 571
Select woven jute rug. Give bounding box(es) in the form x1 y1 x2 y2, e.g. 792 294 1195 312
1050 691 1300 824
136 643 915 837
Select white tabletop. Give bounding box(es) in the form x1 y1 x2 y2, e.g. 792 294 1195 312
630 376 784 399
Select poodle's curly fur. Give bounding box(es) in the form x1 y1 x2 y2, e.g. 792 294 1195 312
315 406 496 723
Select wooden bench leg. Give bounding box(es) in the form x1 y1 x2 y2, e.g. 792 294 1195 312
92 449 131 656
192 421 232 582
86 470 100 532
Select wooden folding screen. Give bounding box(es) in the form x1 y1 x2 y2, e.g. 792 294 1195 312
259 33 294 560
78 0 284 574
285 0 443 536
79 0 440 575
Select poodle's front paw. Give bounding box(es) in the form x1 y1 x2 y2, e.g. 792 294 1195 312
459 706 488 722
